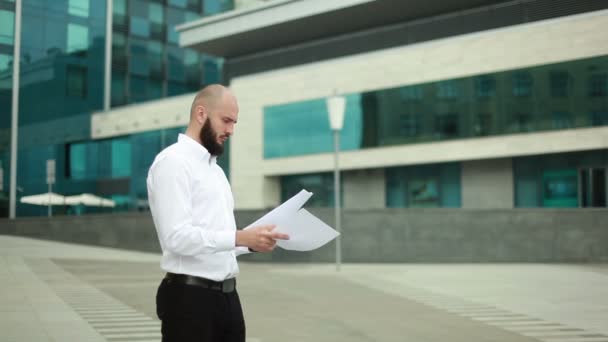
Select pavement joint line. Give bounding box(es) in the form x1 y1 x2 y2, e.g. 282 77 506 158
80 312 144 316
474 317 542 322
486 321 560 326
103 332 161 339
86 317 156 323
81 314 151 319
90 321 160 328
24 258 160 342
508 327 583 332
460 312 523 317
96 326 163 333
77 309 139 314
536 338 608 342
342 273 606 342
522 331 599 337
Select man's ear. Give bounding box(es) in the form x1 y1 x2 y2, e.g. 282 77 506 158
195 105 207 125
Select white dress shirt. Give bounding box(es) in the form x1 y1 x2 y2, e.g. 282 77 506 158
147 133 247 281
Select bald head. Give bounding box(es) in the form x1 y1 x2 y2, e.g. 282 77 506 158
185 84 239 154
190 84 232 120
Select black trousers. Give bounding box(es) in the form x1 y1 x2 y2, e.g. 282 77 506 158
156 278 246 342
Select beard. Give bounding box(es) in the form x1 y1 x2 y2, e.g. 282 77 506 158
199 119 224 156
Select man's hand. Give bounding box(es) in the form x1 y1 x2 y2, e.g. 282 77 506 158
235 225 289 253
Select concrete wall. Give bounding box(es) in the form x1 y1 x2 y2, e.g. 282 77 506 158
2 209 607 262
462 158 514 209
229 11 608 209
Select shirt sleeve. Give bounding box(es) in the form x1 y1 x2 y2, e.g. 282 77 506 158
235 246 252 257
148 155 235 256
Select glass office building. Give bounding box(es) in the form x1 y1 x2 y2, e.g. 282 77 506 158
0 0 233 216
266 55 608 207
174 0 608 210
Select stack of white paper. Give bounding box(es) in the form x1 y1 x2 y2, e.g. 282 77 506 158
244 190 339 251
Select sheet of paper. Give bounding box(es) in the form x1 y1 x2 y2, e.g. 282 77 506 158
244 189 339 251
275 209 340 251
245 189 313 229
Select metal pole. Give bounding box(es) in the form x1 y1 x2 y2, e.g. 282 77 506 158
334 129 341 272
103 0 113 111
48 183 52 217
9 0 22 219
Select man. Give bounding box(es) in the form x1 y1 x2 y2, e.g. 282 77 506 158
147 84 289 342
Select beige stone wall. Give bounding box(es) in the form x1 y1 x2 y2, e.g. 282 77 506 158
461 158 514 209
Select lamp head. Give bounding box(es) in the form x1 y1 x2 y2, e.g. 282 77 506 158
327 94 346 131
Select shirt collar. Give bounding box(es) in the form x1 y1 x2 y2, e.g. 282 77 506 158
178 133 217 165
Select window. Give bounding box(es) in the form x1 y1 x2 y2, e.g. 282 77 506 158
130 39 150 76
400 85 423 101
552 111 572 129
67 23 88 53
399 113 419 137
550 71 570 97
66 65 87 98
591 111 608 126
169 0 187 8
588 73 607 97
203 57 221 84
68 141 101 180
113 0 127 26
148 41 164 79
68 143 88 180
409 178 440 207
111 72 127 107
166 7 185 44
281 173 336 207
475 75 496 98
510 113 534 132
130 16 151 38
111 139 131 178
149 3 164 24
512 72 533 96
68 0 89 17
0 10 15 45
167 46 186 81
204 0 233 16
436 80 458 99
542 169 578 207
187 0 202 11
114 0 127 15
0 54 11 72
473 113 492 136
435 113 459 138
130 0 149 17
386 163 461 208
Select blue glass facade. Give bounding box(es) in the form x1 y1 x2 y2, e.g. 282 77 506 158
281 172 341 207
386 163 461 208
514 150 608 208
265 94 362 158
280 162 461 208
264 55 608 159
111 0 229 106
0 0 233 217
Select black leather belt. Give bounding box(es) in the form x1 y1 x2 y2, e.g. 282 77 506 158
165 273 236 293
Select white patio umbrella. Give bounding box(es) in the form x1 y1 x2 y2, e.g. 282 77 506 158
20 192 66 206
64 193 116 208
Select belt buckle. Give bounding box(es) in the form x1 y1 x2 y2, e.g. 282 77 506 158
222 278 235 293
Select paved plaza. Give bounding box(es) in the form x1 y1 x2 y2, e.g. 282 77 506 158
1 235 607 342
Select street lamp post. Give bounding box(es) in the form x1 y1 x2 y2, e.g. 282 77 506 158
326 93 346 272
9 0 22 219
